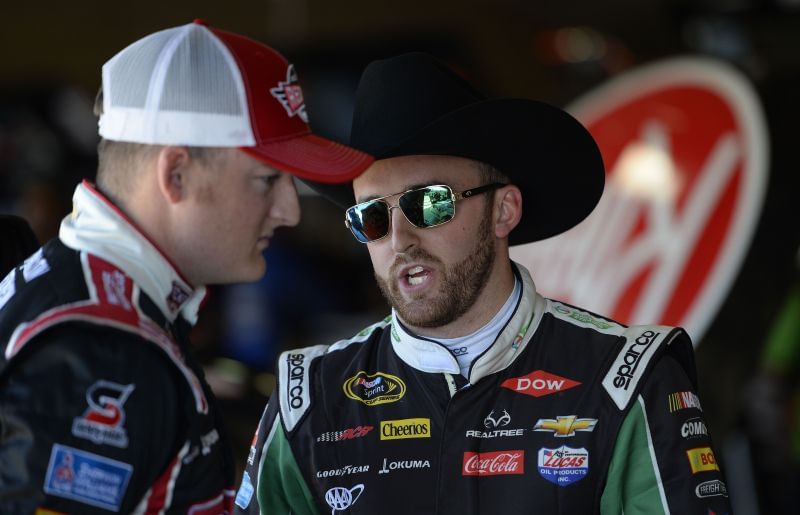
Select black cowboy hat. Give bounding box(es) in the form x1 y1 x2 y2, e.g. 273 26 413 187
310 52 605 245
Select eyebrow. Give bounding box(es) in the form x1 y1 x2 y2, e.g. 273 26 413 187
356 180 449 204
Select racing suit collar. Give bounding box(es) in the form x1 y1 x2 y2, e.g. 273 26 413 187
59 181 206 325
390 262 547 384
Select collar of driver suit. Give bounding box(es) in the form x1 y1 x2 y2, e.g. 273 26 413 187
389 261 547 384
59 180 206 325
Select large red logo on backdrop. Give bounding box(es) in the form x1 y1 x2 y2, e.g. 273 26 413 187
511 58 769 343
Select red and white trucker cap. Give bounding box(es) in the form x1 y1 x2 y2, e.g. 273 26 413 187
98 20 372 183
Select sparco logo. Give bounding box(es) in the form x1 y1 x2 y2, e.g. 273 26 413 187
681 417 708 439
380 418 430 440
695 479 728 498
462 450 524 476
325 484 364 513
343 371 406 406
501 370 581 398
612 330 659 390
286 353 305 410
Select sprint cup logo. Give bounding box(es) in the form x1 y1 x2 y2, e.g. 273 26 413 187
510 57 768 343
343 371 406 406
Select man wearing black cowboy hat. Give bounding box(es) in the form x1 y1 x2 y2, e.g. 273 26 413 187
235 53 730 514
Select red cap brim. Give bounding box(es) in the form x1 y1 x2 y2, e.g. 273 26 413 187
241 133 373 184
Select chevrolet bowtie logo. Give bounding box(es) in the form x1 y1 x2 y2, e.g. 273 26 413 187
533 416 598 437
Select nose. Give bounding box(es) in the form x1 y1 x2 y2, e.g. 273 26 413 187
388 204 418 253
270 175 301 227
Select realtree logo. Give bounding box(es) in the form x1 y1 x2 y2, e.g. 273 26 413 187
501 370 581 398
462 450 524 476
511 58 768 343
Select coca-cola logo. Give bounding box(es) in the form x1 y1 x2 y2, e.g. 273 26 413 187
462 450 525 476
511 57 768 343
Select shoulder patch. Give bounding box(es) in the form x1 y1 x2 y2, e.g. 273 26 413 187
548 301 626 336
328 315 391 353
278 344 329 433
602 325 682 410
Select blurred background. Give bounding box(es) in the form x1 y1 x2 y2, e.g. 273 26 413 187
1 0 798 512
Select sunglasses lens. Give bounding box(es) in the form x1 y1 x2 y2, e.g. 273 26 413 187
347 200 390 243
400 185 455 228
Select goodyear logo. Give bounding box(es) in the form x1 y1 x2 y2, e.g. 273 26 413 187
686 447 719 474
343 371 406 406
380 418 431 440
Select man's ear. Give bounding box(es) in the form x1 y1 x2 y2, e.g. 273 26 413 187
156 146 191 204
494 185 522 239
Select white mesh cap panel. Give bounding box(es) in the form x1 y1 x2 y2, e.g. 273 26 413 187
99 24 255 147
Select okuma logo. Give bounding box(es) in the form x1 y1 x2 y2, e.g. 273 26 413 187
325 484 364 514
511 57 768 344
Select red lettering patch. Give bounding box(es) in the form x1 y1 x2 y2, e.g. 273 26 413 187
501 370 581 398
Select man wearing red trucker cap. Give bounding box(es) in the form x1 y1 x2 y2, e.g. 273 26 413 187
0 20 371 513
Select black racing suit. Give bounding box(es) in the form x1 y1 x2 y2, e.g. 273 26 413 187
0 181 235 513
235 263 731 514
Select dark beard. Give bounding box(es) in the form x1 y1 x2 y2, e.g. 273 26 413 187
374 205 496 328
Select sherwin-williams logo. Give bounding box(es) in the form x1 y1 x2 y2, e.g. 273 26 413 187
686 447 719 474
501 370 581 398
537 446 589 487
669 391 703 413
343 371 406 406
534 416 598 437
380 418 430 440
462 450 524 476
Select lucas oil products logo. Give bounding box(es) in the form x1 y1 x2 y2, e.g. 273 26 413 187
380 418 430 440
537 446 589 487
343 371 406 406
71 380 135 448
501 370 581 398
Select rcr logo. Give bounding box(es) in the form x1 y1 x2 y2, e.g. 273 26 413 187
286 353 305 410
612 330 659 390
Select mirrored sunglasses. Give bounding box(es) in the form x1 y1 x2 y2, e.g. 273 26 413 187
344 183 504 243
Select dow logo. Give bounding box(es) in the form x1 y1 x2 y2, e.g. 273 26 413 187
511 57 768 343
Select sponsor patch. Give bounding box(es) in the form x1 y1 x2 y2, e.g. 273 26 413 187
166 281 191 313
43 444 132 511
537 446 589 487
22 248 50 282
686 447 719 474
681 417 708 439
317 425 374 443
71 380 135 448
0 270 15 311
102 270 132 311
317 464 370 479
234 471 254 509
380 418 430 440
602 327 671 410
484 409 511 429
462 450 524 476
696 479 728 498
325 484 364 513
534 416 598 437
501 370 581 398
669 391 703 412
552 303 621 331
278 345 327 432
378 457 431 474
343 371 406 406
270 64 309 123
